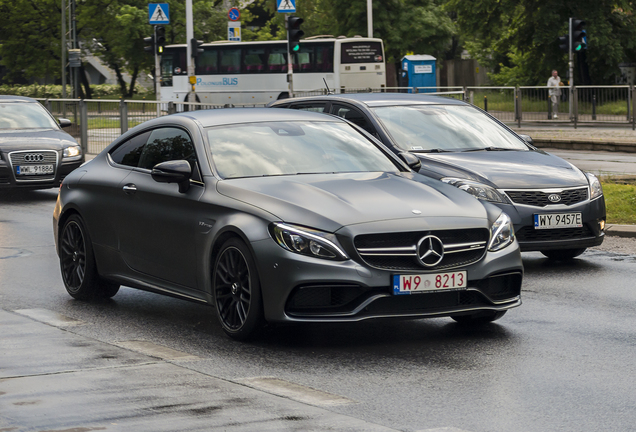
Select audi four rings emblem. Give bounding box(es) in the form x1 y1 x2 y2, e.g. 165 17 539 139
24 153 44 162
416 235 445 267
548 193 562 203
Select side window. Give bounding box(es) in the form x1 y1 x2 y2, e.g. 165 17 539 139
109 131 151 167
138 128 201 181
330 104 375 134
220 49 241 73
245 48 266 73
290 103 327 113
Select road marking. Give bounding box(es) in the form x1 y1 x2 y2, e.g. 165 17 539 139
114 340 200 361
237 377 355 406
14 308 83 327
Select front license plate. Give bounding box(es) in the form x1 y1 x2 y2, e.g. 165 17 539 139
16 164 54 175
393 271 467 295
534 213 582 229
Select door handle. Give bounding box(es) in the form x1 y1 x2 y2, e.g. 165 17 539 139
122 184 137 194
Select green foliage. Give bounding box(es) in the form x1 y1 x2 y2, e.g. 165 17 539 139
446 0 636 85
602 181 636 224
0 83 151 99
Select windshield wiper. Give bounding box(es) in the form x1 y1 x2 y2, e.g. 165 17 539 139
462 146 515 152
411 148 453 153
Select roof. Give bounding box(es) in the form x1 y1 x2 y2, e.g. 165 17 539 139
275 93 468 108
173 107 342 128
0 95 38 103
402 55 436 61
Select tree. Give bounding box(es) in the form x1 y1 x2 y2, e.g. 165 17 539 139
445 0 636 85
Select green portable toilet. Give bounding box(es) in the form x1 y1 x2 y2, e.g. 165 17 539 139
401 55 436 93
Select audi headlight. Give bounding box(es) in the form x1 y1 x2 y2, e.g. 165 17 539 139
441 177 508 203
488 212 515 252
270 223 349 260
586 172 603 200
63 145 81 159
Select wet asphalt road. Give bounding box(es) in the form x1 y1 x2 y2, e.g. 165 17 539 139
1 188 635 432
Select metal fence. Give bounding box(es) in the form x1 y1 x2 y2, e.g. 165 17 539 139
36 85 636 154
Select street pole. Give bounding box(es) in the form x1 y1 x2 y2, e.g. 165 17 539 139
569 17 574 120
154 25 161 116
186 0 195 104
286 14 294 97
367 0 373 38
61 0 67 99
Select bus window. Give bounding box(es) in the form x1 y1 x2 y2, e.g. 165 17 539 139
160 53 174 87
220 48 241 73
161 49 187 86
268 47 288 73
340 42 384 64
244 48 266 74
315 43 334 72
295 46 313 72
196 49 218 75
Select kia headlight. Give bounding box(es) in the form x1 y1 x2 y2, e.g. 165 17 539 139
586 172 603 200
270 223 349 260
63 145 81 159
441 177 508 204
488 212 515 252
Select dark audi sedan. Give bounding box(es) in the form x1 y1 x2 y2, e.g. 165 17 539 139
270 94 606 261
0 95 84 189
54 108 523 340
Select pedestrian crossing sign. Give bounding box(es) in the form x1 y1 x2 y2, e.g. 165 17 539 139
277 0 296 13
149 3 170 25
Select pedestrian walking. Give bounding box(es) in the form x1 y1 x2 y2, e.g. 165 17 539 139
547 70 561 119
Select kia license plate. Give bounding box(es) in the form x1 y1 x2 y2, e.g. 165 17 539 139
393 271 467 295
534 213 582 229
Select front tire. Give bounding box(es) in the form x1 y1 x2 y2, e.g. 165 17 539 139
212 238 264 340
59 214 120 300
540 248 587 261
451 310 507 325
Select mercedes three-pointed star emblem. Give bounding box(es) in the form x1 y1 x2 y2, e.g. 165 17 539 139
416 235 445 267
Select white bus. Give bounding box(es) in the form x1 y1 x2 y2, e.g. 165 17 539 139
159 36 386 105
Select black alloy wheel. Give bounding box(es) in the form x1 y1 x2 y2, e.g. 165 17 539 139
59 214 119 300
213 238 264 340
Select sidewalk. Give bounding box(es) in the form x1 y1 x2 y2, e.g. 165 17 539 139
511 125 636 152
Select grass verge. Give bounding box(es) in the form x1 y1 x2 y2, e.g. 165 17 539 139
601 179 636 224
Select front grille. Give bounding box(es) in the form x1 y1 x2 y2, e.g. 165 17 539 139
365 290 483 315
516 225 594 242
286 284 377 315
505 187 588 207
472 272 522 301
354 228 489 271
9 150 58 180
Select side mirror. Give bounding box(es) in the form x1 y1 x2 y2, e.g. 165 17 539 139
59 118 72 128
398 152 422 171
518 134 534 146
151 160 192 193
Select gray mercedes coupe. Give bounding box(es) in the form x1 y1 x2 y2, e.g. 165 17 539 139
54 108 523 340
270 94 606 261
0 95 84 189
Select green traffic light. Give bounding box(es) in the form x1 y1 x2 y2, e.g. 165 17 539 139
293 45 300 52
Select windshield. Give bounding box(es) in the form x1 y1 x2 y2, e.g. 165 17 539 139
207 121 399 179
372 105 529 152
0 102 59 130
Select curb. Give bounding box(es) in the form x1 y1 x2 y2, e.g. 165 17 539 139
605 224 636 238
532 138 636 153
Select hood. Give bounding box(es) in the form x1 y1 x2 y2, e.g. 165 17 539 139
0 129 78 152
217 172 489 232
418 150 588 189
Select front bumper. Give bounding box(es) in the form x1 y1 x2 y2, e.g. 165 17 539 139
498 197 606 252
0 151 84 190
252 236 523 323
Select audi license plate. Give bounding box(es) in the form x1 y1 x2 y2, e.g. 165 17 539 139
16 165 54 175
393 271 467 295
534 213 582 229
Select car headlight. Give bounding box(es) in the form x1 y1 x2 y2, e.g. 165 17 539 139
441 177 508 203
488 212 515 252
586 172 603 200
270 222 349 260
63 145 81 159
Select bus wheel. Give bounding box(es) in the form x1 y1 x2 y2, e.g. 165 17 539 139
277 92 290 100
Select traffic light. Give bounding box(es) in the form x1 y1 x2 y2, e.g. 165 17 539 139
571 18 587 51
287 16 304 52
155 26 166 55
144 34 155 54
558 35 569 52
190 38 203 59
